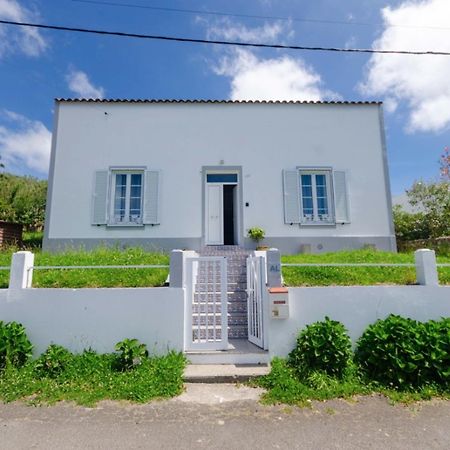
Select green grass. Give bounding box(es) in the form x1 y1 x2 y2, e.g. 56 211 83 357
255 358 450 407
0 350 186 406
282 249 450 286
0 247 169 289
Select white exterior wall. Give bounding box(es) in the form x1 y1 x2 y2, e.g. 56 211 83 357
45 101 393 251
0 288 184 355
268 286 450 357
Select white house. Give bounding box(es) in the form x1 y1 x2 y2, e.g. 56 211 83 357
43 99 396 254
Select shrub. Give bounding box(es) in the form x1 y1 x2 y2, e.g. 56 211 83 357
34 344 73 378
115 338 149 371
247 227 265 244
288 317 352 379
355 315 450 389
0 321 33 369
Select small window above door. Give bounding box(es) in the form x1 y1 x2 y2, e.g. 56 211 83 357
207 174 238 183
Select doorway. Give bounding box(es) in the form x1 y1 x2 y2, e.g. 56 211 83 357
205 172 239 246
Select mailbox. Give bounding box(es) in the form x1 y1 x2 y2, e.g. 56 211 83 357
268 287 289 319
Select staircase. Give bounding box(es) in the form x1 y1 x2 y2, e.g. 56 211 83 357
199 245 250 339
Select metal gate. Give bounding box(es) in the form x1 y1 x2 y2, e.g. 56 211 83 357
246 255 265 348
186 257 228 350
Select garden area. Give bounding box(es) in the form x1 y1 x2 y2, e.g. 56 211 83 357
0 321 186 406
256 315 450 405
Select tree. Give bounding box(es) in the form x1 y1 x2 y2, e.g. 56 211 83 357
0 173 47 230
406 181 449 238
394 147 450 241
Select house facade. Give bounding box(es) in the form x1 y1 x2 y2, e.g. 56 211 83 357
43 99 396 254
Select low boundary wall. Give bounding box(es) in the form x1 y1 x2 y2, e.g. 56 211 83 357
0 287 184 356
268 285 450 357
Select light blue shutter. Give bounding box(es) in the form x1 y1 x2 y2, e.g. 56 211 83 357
283 170 301 224
333 171 350 223
92 171 108 225
143 171 160 224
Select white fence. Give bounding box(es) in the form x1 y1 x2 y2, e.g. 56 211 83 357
0 249 449 359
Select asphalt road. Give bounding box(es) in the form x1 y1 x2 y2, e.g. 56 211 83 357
0 385 449 449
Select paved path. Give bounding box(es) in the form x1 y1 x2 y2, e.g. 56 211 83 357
0 384 449 449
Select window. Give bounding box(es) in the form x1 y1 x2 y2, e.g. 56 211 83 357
111 171 143 224
283 168 349 225
299 170 333 224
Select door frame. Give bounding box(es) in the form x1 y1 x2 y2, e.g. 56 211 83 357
202 166 243 247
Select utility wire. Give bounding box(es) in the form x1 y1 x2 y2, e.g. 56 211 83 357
71 0 450 31
1 19 450 56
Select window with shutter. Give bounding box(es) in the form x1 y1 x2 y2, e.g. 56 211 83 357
298 170 334 224
109 170 144 225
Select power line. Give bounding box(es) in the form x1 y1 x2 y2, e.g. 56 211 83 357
1 19 450 56
71 0 450 32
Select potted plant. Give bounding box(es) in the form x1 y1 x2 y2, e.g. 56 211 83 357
247 227 267 250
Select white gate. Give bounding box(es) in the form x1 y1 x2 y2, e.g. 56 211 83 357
246 256 265 348
186 257 228 350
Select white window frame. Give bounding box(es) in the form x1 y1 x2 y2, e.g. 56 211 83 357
299 169 334 225
109 170 144 226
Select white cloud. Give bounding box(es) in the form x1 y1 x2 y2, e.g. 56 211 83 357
66 69 105 99
214 48 339 101
205 18 292 43
360 0 450 133
0 110 51 174
202 19 338 102
0 0 47 57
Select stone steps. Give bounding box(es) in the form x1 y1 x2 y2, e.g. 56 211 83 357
196 246 250 340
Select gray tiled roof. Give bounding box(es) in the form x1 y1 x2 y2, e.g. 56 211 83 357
55 98 381 105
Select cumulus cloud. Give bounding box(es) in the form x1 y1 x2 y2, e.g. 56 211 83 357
360 0 450 133
66 69 105 99
203 20 338 101
215 48 339 101
0 0 47 57
0 110 51 174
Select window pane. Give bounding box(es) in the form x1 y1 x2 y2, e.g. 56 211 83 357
302 185 313 198
207 174 238 183
130 186 141 198
301 174 312 186
317 197 329 214
131 174 142 186
130 197 141 212
315 174 326 186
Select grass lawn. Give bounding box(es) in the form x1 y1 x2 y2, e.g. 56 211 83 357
281 249 450 286
0 247 169 289
0 350 186 406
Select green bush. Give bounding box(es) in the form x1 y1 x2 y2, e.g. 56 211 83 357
115 338 149 371
34 345 73 378
0 321 33 369
355 315 450 389
247 227 265 244
288 317 353 379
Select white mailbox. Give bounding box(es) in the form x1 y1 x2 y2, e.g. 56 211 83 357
269 287 289 319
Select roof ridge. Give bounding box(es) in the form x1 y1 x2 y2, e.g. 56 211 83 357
55 98 382 105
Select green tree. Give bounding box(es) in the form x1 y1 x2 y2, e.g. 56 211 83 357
406 180 450 238
0 173 47 230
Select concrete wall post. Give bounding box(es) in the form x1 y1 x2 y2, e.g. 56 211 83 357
415 249 439 286
266 248 282 287
9 251 34 289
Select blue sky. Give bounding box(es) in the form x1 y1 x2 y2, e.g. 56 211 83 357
0 0 449 196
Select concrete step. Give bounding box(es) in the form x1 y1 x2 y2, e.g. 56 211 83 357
186 339 268 365
184 364 270 383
